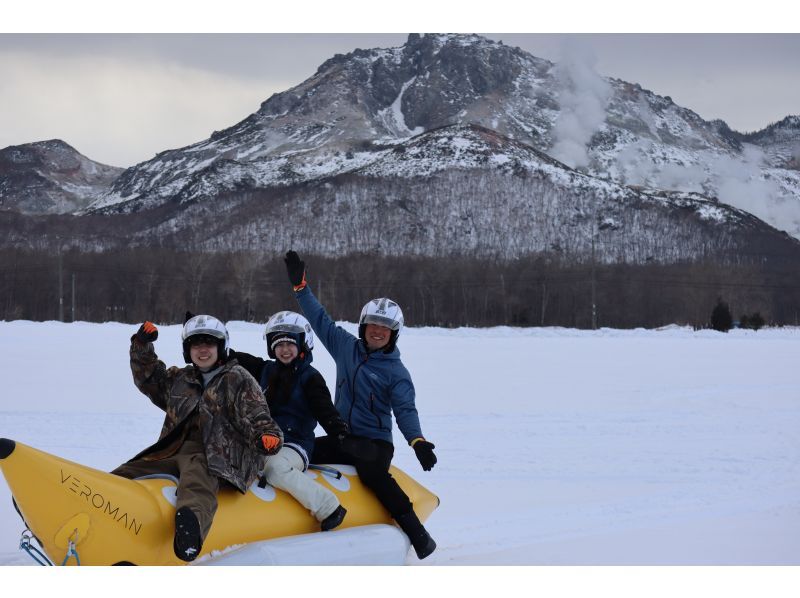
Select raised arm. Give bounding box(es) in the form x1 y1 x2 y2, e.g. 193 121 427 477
129 321 173 412
285 251 356 356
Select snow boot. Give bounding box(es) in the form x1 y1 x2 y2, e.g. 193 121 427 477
395 510 436 559
320 505 347 531
174 506 203 562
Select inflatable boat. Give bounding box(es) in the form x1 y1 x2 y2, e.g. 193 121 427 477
0 438 438 566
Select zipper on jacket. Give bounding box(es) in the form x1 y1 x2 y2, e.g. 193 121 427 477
368 392 384 430
348 354 369 429
335 378 345 407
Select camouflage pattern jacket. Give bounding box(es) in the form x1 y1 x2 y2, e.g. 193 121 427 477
128 336 283 493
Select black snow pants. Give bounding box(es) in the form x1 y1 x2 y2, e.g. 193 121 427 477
311 435 413 518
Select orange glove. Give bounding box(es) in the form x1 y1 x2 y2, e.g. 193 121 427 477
135 321 159 343
261 434 281 453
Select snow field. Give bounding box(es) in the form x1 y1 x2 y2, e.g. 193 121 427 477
1 321 798 583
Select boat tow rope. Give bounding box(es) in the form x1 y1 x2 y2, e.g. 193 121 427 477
308 464 343 479
19 529 53 566
61 530 81 566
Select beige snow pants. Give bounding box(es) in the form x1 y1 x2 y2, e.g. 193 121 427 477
264 446 339 521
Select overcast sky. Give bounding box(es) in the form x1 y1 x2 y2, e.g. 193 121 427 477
3 8 798 167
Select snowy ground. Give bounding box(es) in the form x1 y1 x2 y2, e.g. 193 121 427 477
1 320 799 569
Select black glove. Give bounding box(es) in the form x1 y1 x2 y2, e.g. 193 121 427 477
135 321 158 343
183 311 195 324
338 434 378 461
284 251 306 289
412 439 437 471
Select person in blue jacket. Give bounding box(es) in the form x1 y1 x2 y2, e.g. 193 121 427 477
284 250 438 559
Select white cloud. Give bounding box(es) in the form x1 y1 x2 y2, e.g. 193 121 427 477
0 51 291 166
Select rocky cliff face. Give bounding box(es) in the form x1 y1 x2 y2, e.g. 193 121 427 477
0 140 122 214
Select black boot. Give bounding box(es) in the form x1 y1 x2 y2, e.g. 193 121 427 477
395 510 436 559
320 505 347 531
174 507 203 562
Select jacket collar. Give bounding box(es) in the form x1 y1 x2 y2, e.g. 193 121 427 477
277 350 313 374
359 340 401 360
186 357 240 385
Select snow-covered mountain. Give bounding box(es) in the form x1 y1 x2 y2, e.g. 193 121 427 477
74 33 800 241
742 115 800 170
4 124 794 267
146 124 799 263
0 140 122 214
1 34 799 263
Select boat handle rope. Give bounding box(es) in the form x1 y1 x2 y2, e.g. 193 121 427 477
308 464 343 479
61 530 81 566
19 529 53 566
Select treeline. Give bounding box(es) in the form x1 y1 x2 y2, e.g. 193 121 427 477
2 247 799 328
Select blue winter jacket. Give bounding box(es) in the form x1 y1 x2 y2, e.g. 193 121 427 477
295 286 424 445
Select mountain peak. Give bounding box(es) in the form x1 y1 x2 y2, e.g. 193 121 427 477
313 33 506 73
0 139 122 214
29 138 77 152
741 113 800 143
1 138 77 163
764 114 800 133
405 32 502 50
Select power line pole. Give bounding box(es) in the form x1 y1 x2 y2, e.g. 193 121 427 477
591 229 597 330
540 280 547 326
500 274 508 325
57 239 64 322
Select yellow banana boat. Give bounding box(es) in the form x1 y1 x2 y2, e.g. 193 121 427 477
0 438 438 566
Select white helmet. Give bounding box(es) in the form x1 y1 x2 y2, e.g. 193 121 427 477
359 298 404 351
263 311 314 359
181 314 230 364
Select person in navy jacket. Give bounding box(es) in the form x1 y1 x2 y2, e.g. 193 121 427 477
230 310 349 532
284 250 437 560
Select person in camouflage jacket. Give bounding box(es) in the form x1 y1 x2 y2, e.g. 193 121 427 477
111 315 282 562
